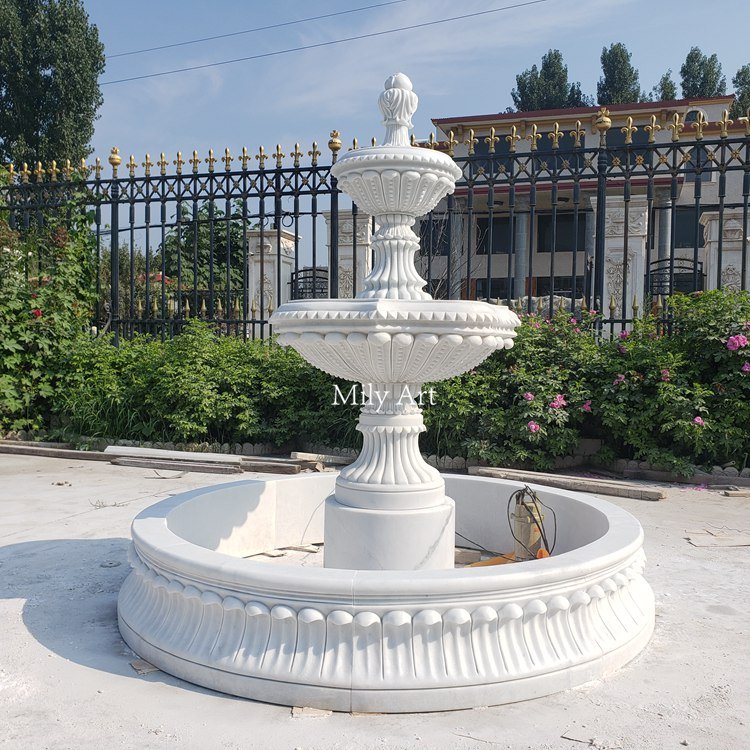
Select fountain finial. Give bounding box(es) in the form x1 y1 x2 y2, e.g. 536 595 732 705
379 73 418 147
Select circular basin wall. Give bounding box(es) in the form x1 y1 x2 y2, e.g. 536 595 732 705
118 473 654 713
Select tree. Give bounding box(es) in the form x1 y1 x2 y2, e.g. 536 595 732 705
679 47 726 98
730 64 750 119
0 0 105 166
511 49 591 111
597 43 644 105
651 69 677 102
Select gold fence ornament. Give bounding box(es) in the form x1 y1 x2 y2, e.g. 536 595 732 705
621 116 637 145
644 114 661 144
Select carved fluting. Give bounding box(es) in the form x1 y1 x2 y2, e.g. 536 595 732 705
119 544 654 691
360 223 429 300
277 330 506 385
339 416 441 487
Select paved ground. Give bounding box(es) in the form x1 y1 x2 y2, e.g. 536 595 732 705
0 454 748 750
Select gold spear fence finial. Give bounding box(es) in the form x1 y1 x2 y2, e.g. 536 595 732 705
328 130 342 162
349 137 358 151
62 159 72 180
173 151 185 174
143 153 154 176
34 161 45 182
205 148 216 172
155 153 167 175
127 154 137 178
371 136 377 147
95 157 103 180
239 146 250 170
7 163 15 182
548 122 563 149
569 120 585 148
447 130 459 157
717 110 733 139
692 110 707 141
222 147 233 172
621 116 637 145
644 114 661 144
308 141 321 166
48 160 59 181
255 145 267 169
739 108 750 136
594 107 612 145
485 127 499 153
505 124 521 153
273 144 284 168
410 133 416 147
465 128 478 155
108 147 122 178
290 143 303 167
427 132 436 150
667 112 684 142
526 123 541 151
189 150 201 173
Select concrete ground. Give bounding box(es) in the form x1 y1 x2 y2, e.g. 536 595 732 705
0 454 748 750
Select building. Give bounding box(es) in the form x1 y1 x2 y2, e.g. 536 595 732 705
412 95 748 320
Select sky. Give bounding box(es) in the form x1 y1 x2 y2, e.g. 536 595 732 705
87 0 750 167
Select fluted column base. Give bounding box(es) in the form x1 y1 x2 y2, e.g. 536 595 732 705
324 495 455 570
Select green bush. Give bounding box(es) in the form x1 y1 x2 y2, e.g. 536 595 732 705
57 322 360 447
0 199 96 432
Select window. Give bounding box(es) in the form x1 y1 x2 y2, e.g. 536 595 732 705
674 206 706 248
534 275 584 298
476 216 513 254
475 277 514 300
537 213 586 253
419 217 450 256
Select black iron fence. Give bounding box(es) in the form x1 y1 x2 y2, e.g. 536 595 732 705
2 109 749 341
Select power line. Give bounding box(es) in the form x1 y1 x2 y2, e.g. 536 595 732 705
101 0 551 86
108 0 408 59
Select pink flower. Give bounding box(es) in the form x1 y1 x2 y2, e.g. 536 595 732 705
726 334 748 351
527 421 540 433
617 344 627 354
744 321 750 331
31 308 42 318
523 392 535 401
613 374 626 386
581 399 592 412
661 369 671 382
574 327 581 333
590 309 597 315
569 318 577 324
742 362 750 373
619 330 630 339
693 416 705 426
530 321 541 329
549 394 567 409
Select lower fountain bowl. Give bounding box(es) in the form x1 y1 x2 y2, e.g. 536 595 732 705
118 473 654 713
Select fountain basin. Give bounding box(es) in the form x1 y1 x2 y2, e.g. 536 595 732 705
118 473 654 713
273 299 519 383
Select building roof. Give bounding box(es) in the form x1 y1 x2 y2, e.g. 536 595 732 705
431 96 737 129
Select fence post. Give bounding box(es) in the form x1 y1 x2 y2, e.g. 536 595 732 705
593 108 611 326
328 131 342 298
108 148 122 345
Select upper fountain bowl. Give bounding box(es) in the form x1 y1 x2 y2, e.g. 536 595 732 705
331 73 462 217
331 146 462 218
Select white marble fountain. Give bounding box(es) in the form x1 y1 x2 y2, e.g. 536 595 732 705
118 74 654 712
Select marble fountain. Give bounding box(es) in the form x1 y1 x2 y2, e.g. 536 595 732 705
117 74 654 712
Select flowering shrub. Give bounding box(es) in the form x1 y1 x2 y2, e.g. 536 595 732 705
0 190 96 431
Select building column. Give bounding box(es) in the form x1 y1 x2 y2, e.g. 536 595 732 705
513 198 529 300
656 189 671 262
323 210 373 298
